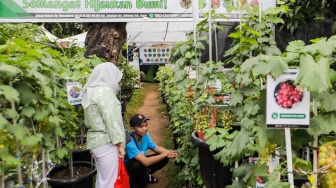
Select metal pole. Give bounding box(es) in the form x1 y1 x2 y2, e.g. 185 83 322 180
208 0 212 65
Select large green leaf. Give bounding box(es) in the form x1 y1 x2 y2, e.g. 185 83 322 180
301 38 336 56
227 128 254 159
296 55 331 93
286 40 305 52
2 108 18 119
7 124 29 140
308 113 336 135
243 100 260 117
23 134 43 146
319 93 336 112
15 83 36 105
0 63 22 77
0 85 20 102
21 106 35 118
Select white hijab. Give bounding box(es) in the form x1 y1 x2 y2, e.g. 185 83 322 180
82 62 123 109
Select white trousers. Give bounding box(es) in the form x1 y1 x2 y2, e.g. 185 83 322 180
91 143 119 188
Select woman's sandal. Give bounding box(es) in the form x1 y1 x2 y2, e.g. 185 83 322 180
147 175 159 183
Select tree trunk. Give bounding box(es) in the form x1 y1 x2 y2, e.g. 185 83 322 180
84 23 127 64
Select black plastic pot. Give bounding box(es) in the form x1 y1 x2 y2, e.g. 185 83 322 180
191 131 232 188
72 149 92 163
47 161 96 188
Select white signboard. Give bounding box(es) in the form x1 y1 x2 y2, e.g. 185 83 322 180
139 43 173 65
0 0 275 22
66 82 83 105
266 69 310 128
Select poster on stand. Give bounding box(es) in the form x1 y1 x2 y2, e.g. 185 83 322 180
266 69 310 128
66 82 83 105
139 43 173 65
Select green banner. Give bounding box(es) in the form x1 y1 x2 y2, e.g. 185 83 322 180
0 0 33 18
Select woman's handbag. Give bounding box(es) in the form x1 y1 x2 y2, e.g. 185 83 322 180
114 158 130 188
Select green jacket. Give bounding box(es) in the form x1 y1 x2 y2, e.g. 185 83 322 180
84 86 125 149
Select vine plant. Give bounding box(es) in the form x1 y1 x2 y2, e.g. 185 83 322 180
205 3 336 188
0 23 102 187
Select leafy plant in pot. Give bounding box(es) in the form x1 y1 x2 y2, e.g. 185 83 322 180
46 45 104 187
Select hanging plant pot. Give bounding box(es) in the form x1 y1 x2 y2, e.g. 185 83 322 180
47 161 96 188
190 131 232 188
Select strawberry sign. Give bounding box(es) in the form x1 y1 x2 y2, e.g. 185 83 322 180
266 69 310 128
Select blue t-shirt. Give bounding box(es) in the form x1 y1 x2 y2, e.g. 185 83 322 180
124 132 157 164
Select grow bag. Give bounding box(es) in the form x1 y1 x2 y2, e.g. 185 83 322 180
191 131 232 188
47 161 96 188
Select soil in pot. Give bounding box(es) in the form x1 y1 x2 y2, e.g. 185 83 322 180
50 165 91 179
47 161 96 188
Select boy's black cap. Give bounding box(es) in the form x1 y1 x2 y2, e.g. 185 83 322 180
130 114 150 127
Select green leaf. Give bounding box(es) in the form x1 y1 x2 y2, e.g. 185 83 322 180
35 108 50 121
185 51 195 58
16 83 36 105
24 134 43 146
0 85 20 102
308 113 336 135
21 106 35 118
41 85 53 98
56 147 69 159
179 44 190 54
0 114 9 128
230 91 243 106
7 124 29 140
319 93 336 112
241 117 255 129
257 125 267 148
0 63 22 77
301 38 336 56
2 108 18 119
49 115 61 127
292 156 312 172
174 69 187 82
176 57 186 67
286 40 305 52
236 73 252 86
227 128 254 159
243 100 260 117
296 55 331 93
0 150 21 166
232 162 254 179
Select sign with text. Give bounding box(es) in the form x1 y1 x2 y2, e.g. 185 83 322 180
266 69 310 128
139 43 173 65
0 0 275 22
66 82 83 105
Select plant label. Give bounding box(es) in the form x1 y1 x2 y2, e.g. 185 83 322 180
266 69 310 128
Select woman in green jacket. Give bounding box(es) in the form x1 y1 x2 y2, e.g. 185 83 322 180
82 62 126 188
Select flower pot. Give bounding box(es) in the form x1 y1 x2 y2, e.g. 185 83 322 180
47 161 96 188
72 149 92 163
191 131 232 188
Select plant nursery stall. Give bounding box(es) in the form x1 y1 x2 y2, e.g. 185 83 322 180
2 0 336 188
